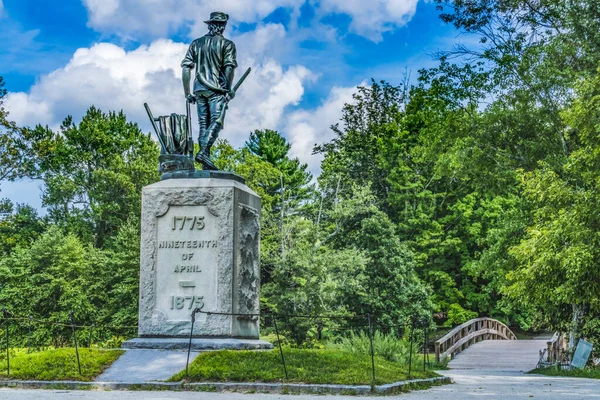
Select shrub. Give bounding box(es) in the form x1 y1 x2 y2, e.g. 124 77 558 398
443 304 478 327
329 330 412 363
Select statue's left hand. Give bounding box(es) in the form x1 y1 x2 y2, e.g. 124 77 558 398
227 89 236 100
186 94 197 104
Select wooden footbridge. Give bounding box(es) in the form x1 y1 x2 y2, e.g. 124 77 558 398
435 317 548 371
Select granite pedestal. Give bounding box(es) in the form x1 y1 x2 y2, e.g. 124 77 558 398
124 177 271 350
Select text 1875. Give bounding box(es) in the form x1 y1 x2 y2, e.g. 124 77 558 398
170 296 204 310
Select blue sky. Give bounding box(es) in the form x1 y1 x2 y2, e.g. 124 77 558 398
0 0 462 210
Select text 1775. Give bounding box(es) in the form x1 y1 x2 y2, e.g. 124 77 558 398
172 216 205 230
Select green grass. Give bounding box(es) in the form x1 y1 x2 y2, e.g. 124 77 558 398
0 348 124 381
171 349 439 385
530 366 600 379
414 354 449 370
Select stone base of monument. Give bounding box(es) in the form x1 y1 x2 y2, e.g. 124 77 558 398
122 337 272 351
126 177 271 351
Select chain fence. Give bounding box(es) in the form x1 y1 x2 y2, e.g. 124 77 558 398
187 309 433 388
0 308 137 376
0 307 434 385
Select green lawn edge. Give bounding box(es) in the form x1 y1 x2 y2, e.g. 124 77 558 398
170 349 439 385
0 348 124 382
529 366 600 379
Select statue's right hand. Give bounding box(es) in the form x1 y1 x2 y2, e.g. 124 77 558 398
186 94 196 104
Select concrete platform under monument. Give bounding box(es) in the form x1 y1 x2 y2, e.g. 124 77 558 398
122 337 272 350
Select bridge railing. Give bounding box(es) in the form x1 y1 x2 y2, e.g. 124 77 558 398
435 317 517 363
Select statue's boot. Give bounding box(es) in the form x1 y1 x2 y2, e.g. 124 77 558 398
196 154 218 170
195 121 221 170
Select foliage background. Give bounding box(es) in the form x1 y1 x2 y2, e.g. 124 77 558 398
0 0 599 350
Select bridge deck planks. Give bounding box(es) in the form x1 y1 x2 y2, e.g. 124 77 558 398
448 339 547 372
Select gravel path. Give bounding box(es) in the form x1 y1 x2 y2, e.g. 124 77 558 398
97 350 200 382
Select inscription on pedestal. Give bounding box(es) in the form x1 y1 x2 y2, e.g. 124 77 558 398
138 179 262 338
155 205 218 322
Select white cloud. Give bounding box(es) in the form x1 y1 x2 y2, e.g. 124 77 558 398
80 0 421 42
81 0 304 39
6 26 316 151
6 39 186 130
317 0 420 41
0 0 5 18
284 84 360 177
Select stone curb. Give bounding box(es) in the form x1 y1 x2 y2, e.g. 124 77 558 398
0 376 452 395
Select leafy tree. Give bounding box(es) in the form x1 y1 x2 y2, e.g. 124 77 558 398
245 129 313 213
94 221 142 327
0 201 47 256
262 217 367 343
316 81 405 206
213 139 281 210
24 107 160 247
351 211 434 327
0 77 35 185
317 184 433 328
506 71 600 346
315 78 481 322
0 227 100 345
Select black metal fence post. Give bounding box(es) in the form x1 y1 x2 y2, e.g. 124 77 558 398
3 309 9 376
27 315 33 354
423 325 428 371
88 324 94 348
408 318 415 377
426 327 430 367
99 326 105 346
272 315 288 379
367 313 376 389
186 309 197 378
69 311 82 376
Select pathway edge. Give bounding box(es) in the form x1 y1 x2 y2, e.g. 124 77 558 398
0 376 452 395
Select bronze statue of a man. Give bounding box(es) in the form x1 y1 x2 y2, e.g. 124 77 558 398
181 11 237 170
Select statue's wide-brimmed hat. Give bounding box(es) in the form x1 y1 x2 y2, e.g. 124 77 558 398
204 11 229 24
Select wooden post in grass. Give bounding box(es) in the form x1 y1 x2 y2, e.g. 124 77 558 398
272 315 288 379
367 313 376 390
69 310 82 376
3 309 9 376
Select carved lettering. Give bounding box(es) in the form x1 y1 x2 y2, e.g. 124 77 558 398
170 296 204 310
157 240 219 249
171 216 205 231
173 265 201 273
